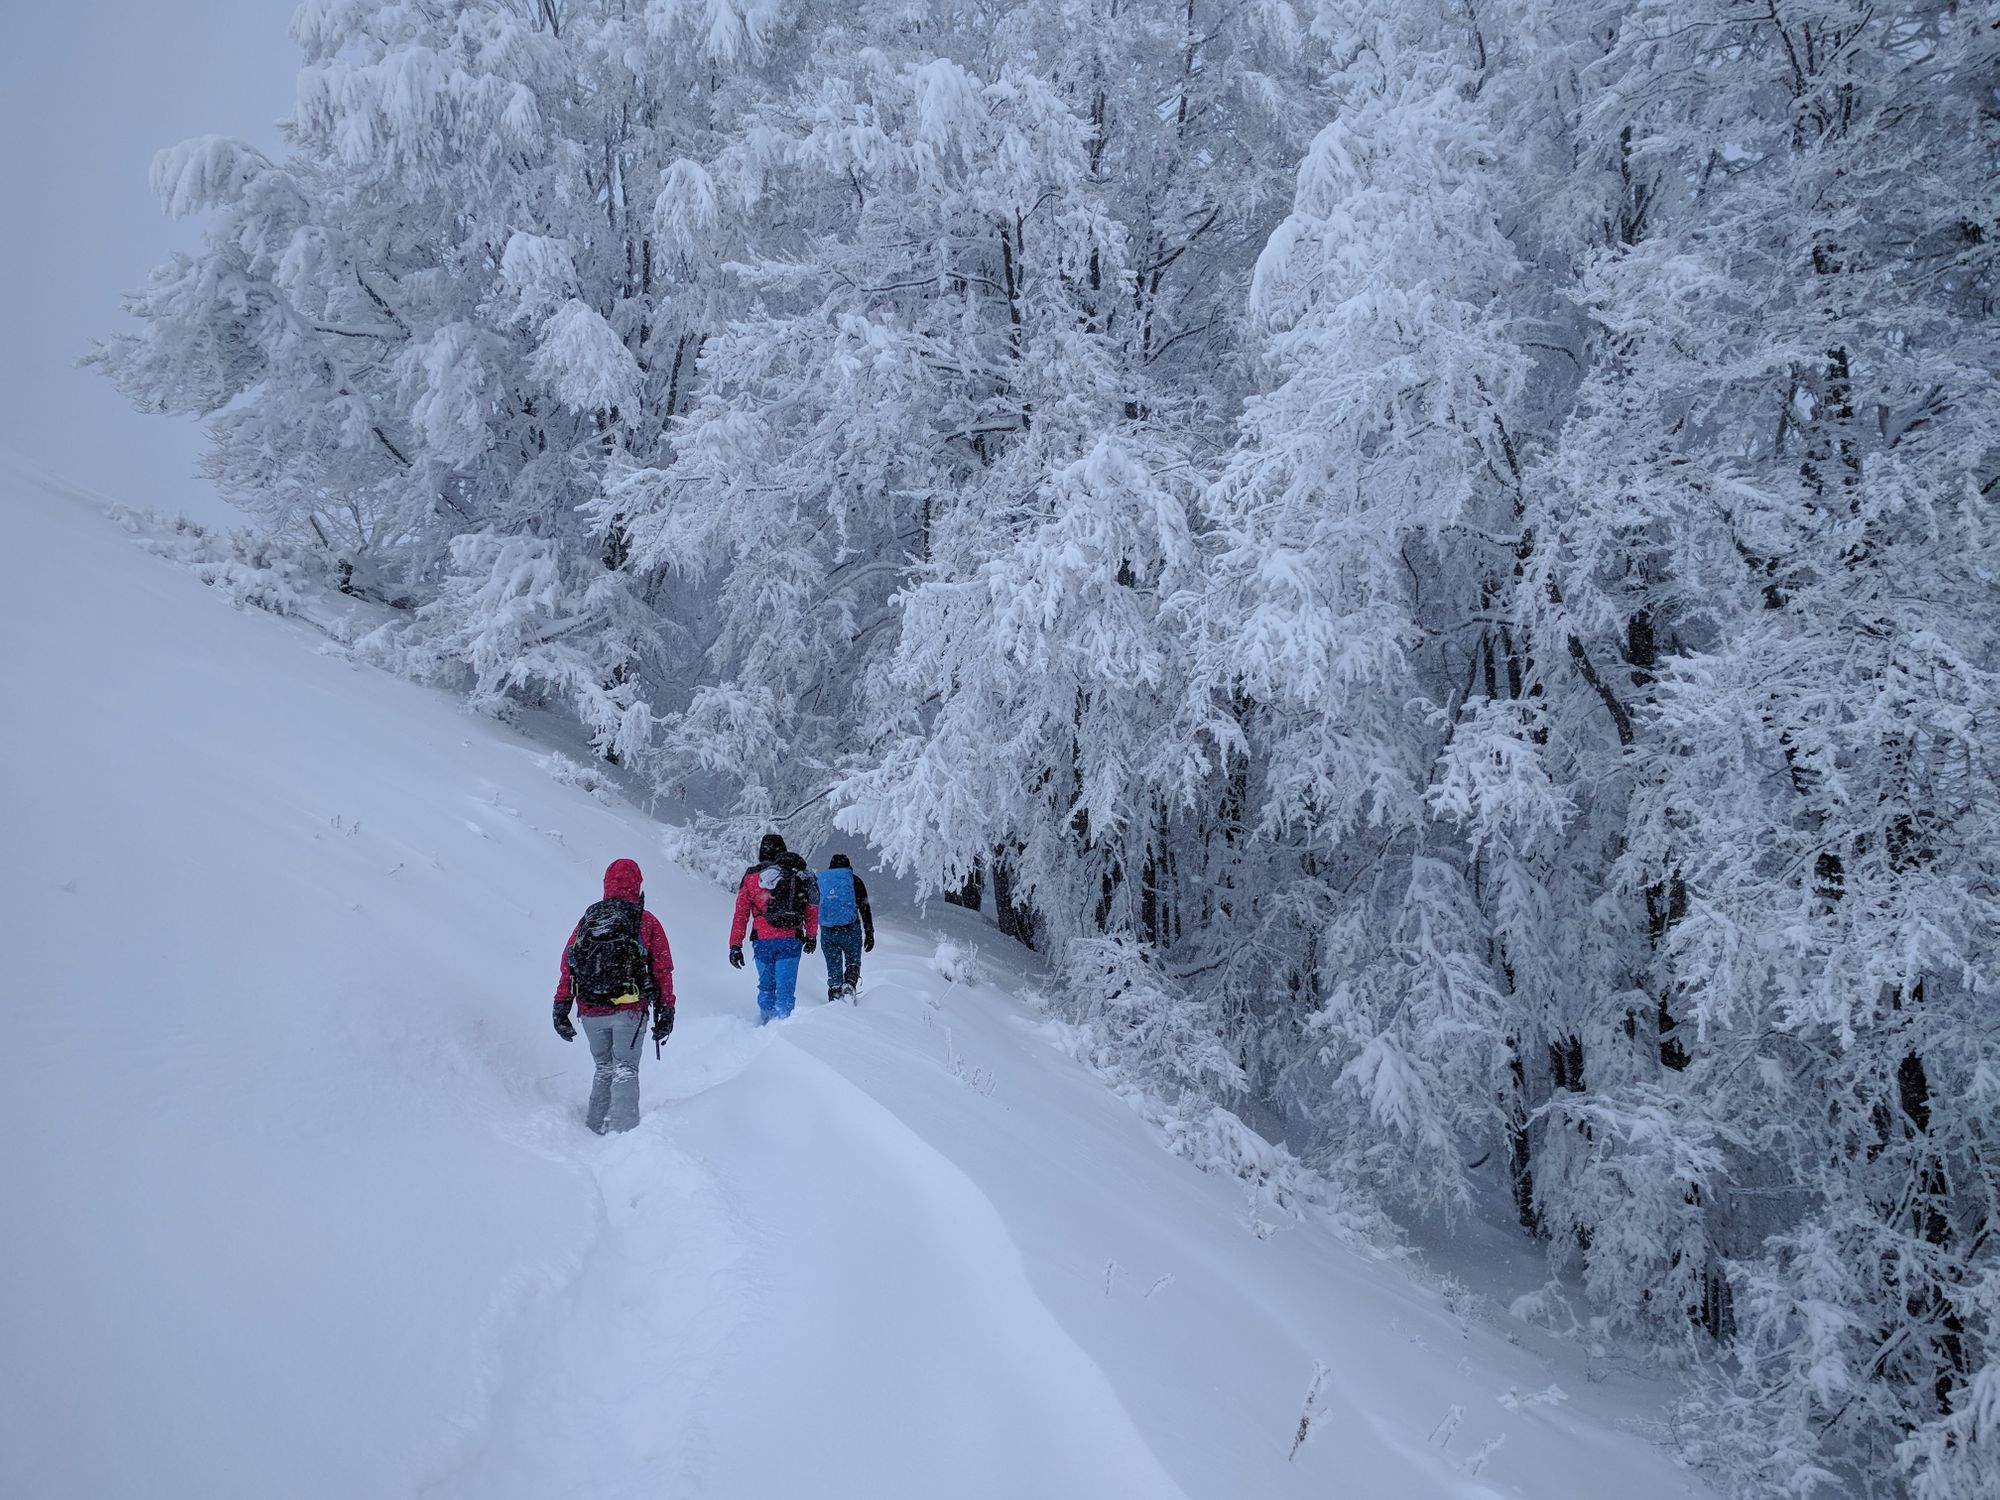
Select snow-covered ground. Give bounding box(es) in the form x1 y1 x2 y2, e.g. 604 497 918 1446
0 476 1709 1499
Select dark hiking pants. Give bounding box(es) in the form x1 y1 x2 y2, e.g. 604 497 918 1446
821 920 864 998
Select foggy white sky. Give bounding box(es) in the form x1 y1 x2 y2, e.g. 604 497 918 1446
0 2 297 524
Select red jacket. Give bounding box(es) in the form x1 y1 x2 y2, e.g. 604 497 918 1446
729 859 819 945
555 859 676 1018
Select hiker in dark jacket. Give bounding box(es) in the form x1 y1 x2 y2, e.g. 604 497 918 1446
816 853 874 1002
728 832 818 1024
554 858 676 1133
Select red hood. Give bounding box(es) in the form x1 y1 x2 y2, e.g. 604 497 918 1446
603 858 644 903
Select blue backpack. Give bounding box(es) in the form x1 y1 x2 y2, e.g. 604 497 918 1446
819 866 859 926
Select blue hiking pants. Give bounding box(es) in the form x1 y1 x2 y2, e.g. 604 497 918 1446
821 921 864 998
752 937 803 1023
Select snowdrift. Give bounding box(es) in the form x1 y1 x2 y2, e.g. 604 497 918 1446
0 477 1707 1498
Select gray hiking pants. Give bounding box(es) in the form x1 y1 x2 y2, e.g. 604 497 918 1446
580 1009 648 1133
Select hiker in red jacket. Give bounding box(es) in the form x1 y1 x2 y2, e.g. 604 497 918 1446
728 832 818 1023
554 858 676 1133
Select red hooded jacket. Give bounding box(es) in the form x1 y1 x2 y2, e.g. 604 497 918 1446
555 859 676 1018
729 858 820 946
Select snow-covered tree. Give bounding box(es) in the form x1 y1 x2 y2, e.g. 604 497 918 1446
95 0 814 762
1550 5 2000 1490
1175 9 1532 1207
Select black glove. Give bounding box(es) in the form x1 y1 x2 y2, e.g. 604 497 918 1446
652 1005 675 1043
802 935 817 955
553 1006 576 1042
729 944 745 969
863 933 874 953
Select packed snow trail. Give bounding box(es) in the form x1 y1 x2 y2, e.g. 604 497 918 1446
426 1023 1185 1500
0 477 1708 1499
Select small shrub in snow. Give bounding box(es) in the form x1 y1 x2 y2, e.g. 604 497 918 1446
941 1029 995 1096
931 939 979 986
1497 1385 1568 1411
1288 1361 1330 1461
1460 1433 1505 1477
540 752 616 804
1427 1404 1465 1450
1508 1280 1610 1357
1437 1274 1487 1339
114 507 316 617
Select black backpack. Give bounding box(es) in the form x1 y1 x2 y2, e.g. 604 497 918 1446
567 898 654 1004
758 858 816 933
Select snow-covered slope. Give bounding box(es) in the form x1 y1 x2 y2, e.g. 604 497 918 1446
0 477 1708 1500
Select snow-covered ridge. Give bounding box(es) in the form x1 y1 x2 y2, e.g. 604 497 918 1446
0 476 1704 1498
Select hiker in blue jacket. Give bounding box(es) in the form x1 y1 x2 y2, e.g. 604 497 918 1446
816 853 875 1002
